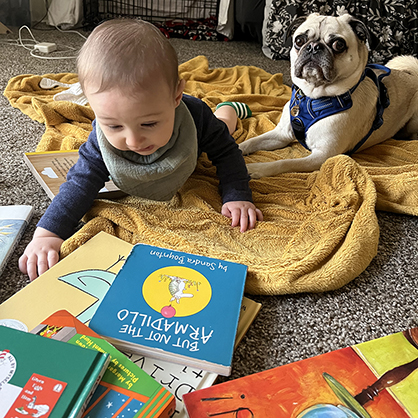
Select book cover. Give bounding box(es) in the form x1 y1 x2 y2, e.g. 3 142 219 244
23 150 125 200
89 244 248 376
0 325 109 418
183 327 418 418
0 205 33 276
31 310 175 418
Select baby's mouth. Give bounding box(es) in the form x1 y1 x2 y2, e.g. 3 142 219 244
133 145 154 153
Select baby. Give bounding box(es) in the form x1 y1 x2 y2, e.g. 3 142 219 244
19 18 263 280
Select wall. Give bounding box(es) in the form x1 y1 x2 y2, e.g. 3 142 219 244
0 0 49 27
0 0 31 27
30 0 47 24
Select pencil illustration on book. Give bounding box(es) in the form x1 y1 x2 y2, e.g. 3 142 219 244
151 269 210 320
183 327 418 417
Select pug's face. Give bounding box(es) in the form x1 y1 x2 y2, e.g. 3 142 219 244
290 13 370 97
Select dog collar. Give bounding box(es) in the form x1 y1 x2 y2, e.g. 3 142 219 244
290 64 391 154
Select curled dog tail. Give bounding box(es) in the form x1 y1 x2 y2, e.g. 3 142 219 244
386 55 418 78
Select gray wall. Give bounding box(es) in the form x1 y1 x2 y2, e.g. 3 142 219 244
0 0 31 27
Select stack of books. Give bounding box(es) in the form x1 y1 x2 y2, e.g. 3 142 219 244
0 325 110 418
0 232 261 417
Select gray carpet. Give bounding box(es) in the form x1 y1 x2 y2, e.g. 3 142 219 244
1 26 418 386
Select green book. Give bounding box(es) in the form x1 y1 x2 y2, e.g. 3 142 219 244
0 325 109 418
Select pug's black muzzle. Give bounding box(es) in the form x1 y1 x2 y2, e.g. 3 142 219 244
294 41 334 82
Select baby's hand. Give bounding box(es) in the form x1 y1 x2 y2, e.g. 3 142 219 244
221 201 263 233
19 227 64 281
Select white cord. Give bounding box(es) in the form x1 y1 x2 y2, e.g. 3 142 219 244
3 0 86 60
17 25 39 51
3 23 84 60
30 51 78 60
50 22 87 41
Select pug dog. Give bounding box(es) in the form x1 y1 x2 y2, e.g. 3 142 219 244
239 12 418 178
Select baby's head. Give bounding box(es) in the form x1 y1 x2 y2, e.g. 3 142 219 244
77 19 186 156
77 18 179 96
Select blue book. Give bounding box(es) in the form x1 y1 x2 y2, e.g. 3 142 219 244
0 205 33 277
89 244 248 377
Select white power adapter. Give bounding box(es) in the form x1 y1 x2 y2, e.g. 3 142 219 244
35 42 57 53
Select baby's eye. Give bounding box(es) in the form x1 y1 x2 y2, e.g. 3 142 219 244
108 125 123 130
142 122 157 128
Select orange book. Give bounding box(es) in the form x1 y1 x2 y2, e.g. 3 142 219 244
183 327 418 417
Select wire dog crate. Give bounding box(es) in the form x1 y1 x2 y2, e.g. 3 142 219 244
83 0 221 40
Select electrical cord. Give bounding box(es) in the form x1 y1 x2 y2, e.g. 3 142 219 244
17 25 38 51
0 0 88 60
1 18 86 60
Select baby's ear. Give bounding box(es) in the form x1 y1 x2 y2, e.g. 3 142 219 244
175 79 186 106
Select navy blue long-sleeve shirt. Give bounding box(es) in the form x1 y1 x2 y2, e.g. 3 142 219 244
38 94 253 239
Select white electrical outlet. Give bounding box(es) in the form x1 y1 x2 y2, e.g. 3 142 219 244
35 42 57 53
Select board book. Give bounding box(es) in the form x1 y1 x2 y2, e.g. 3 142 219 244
23 150 125 200
183 326 418 418
31 310 175 418
0 232 133 331
0 232 261 417
0 205 33 276
0 325 109 418
89 243 248 376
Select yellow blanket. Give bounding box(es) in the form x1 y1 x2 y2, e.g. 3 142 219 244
5 56 418 295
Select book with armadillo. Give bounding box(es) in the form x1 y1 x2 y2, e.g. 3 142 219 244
89 244 248 377
183 327 418 418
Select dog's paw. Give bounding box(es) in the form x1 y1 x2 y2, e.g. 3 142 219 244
239 141 252 155
246 162 275 179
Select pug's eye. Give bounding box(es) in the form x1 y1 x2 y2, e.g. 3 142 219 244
294 35 307 50
331 38 347 53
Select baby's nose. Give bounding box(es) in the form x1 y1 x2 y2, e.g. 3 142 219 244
126 131 144 147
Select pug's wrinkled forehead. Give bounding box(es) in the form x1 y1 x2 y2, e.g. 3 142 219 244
292 13 370 49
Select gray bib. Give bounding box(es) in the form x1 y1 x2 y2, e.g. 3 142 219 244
96 100 198 201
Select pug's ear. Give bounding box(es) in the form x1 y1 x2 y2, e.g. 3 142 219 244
285 15 308 40
348 17 379 50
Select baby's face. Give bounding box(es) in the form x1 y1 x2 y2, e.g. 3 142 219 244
84 80 184 155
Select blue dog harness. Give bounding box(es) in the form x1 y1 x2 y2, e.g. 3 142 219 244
290 64 391 155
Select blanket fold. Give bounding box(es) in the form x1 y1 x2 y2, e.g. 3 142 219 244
4 55 418 295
